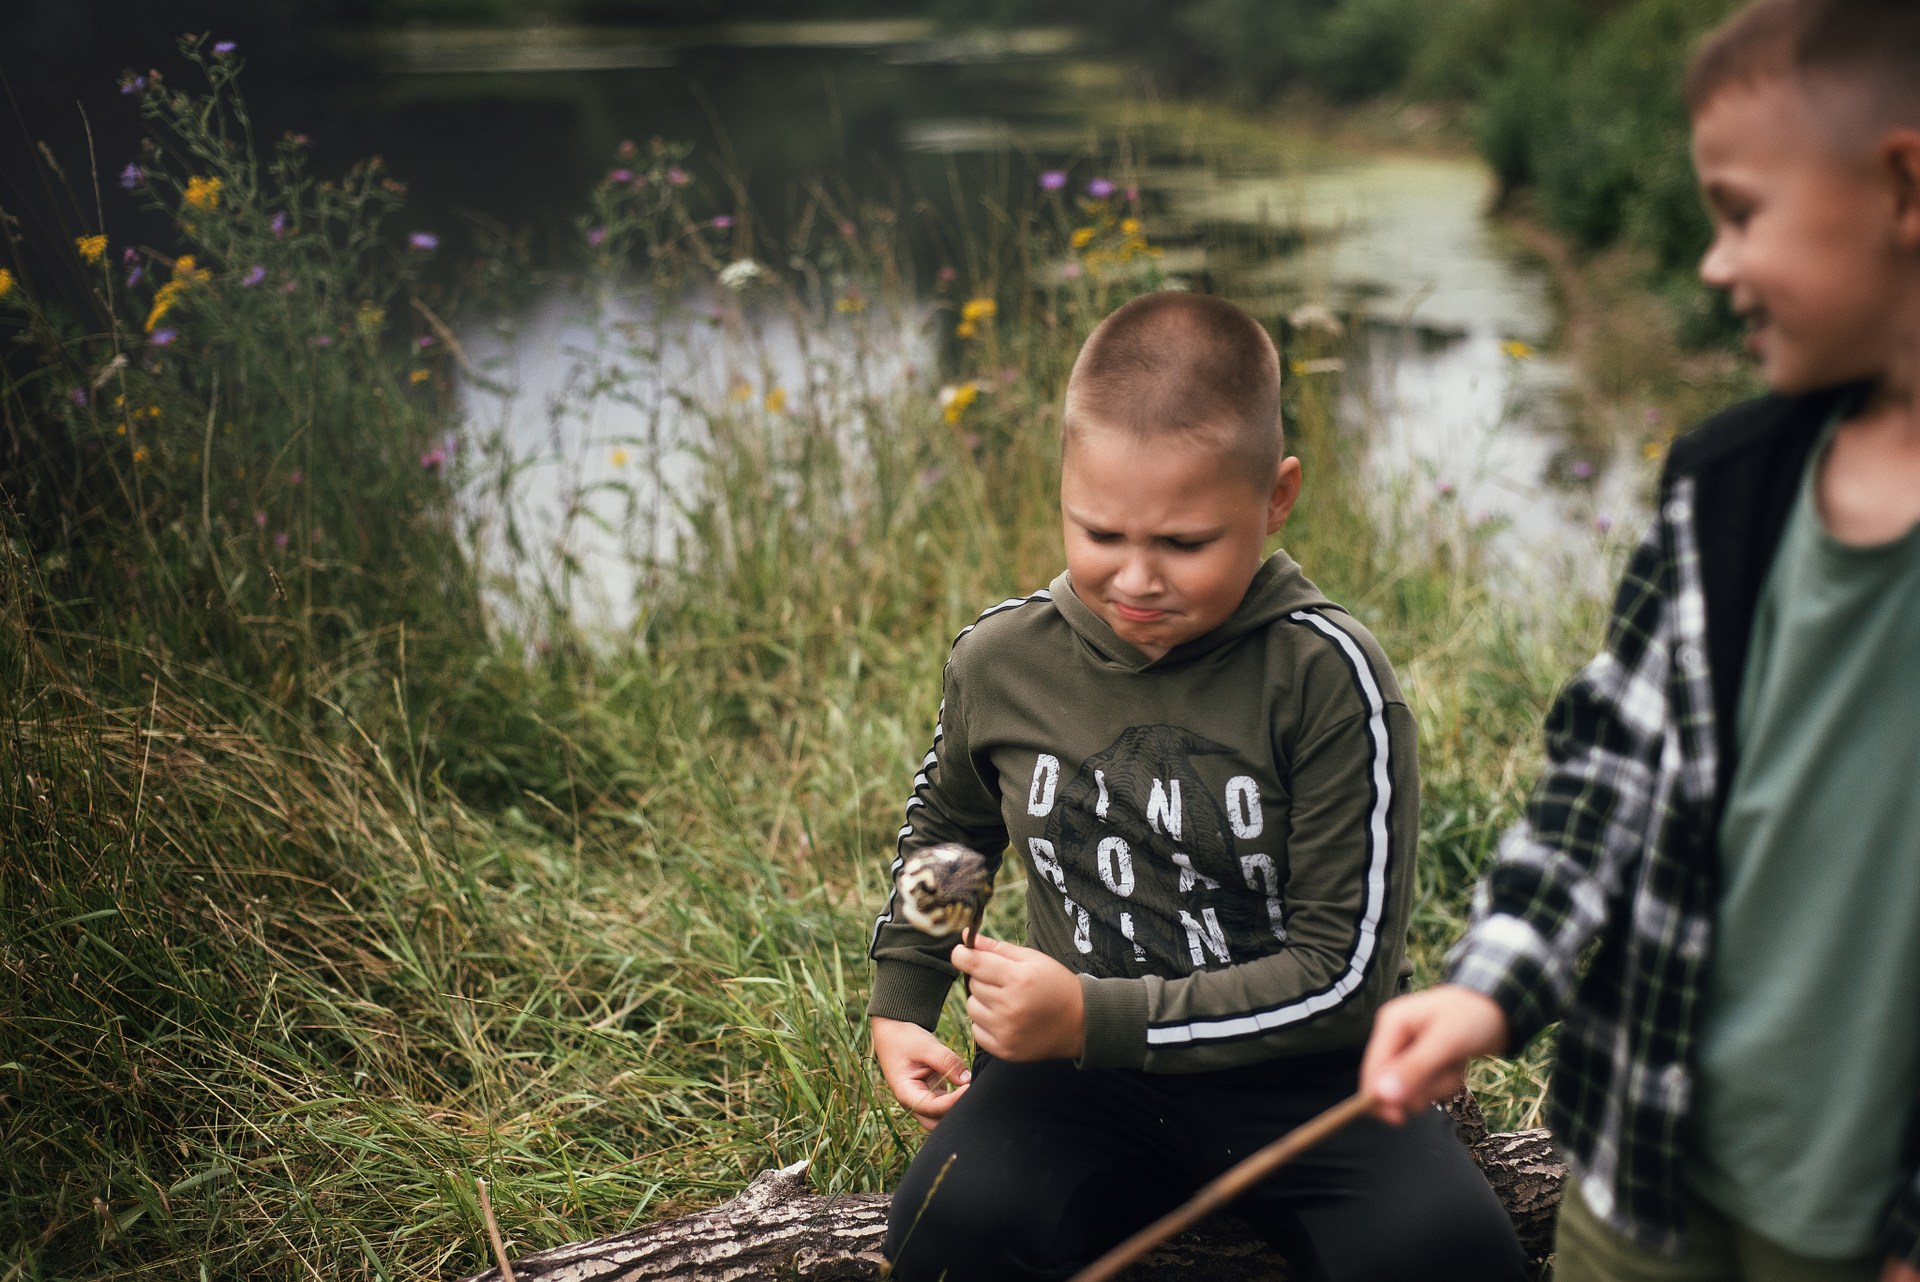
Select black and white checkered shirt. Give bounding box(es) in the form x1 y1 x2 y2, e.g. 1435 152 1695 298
1445 385 1920 1265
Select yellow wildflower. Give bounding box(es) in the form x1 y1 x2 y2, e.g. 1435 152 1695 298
730 380 753 402
1120 218 1140 236
408 368 431 384
960 298 997 324
1070 227 1095 249
146 281 185 332
132 447 149 463
955 320 976 339
1500 339 1536 360
184 176 223 211
1643 439 1666 461
76 235 108 264
0 267 13 298
765 387 788 414
611 448 629 466
116 423 128 436
939 381 979 424
356 303 385 333
145 406 161 419
835 293 867 313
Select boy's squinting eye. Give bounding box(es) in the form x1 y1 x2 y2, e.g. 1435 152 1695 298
1164 537 1209 552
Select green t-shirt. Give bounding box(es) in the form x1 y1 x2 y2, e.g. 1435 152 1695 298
1688 420 1920 1257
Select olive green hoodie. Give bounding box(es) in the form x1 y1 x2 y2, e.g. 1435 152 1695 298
868 550 1418 1072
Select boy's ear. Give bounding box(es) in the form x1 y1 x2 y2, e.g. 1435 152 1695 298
1884 129 1920 251
1266 456 1303 535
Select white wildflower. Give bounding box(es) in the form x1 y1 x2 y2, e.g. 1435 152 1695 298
718 259 766 292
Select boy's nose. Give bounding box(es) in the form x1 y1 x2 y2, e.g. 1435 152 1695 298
1112 551 1161 597
1699 233 1736 289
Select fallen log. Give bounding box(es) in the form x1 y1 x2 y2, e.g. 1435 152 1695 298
459 1094 1564 1282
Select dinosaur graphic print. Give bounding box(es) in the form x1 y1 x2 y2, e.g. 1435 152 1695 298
1022 725 1290 981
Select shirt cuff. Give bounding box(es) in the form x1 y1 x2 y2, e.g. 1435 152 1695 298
1445 914 1565 1052
1076 975 1149 1069
868 959 955 1031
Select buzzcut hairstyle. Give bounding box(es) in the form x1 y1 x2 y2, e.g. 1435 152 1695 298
1062 291 1283 484
1685 0 1920 127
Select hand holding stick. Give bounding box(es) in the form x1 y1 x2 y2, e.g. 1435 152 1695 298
1067 1090 1377 1282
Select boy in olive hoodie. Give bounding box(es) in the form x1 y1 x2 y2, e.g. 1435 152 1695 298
868 292 1525 1282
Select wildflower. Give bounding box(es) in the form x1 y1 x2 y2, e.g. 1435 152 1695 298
764 387 788 414
183 176 223 211
1087 177 1115 199
1060 261 1083 281
409 369 431 384
1594 515 1614 535
587 226 608 249
1038 170 1067 192
961 298 997 323
1070 227 1095 249
121 75 146 94
936 265 957 285
666 166 690 186
617 139 637 159
270 212 287 238
119 163 142 189
254 511 267 528
150 329 177 347
611 448 629 466
1500 339 1535 360
273 532 290 550
213 40 237 54
71 388 87 408
836 285 866 313
1120 217 1140 236
417 335 436 349
241 265 266 287
0 268 13 299
609 168 633 183
1643 439 1666 461
1125 185 1140 202
840 220 857 239
76 235 108 264
420 446 447 471
356 302 385 332
1571 459 1594 480
718 258 765 291
288 470 302 486
730 380 754 402
133 447 149 463
939 381 979 424
310 335 332 347
407 231 438 252
711 214 733 230
1437 481 1455 499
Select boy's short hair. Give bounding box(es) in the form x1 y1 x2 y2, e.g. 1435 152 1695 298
1686 0 1920 130
1063 292 1283 482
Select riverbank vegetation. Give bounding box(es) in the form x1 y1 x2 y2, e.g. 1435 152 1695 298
4 41 1602 1280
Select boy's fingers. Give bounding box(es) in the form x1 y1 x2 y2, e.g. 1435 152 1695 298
910 1081 967 1128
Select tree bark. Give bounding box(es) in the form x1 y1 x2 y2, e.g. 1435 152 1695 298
459 1097 1564 1282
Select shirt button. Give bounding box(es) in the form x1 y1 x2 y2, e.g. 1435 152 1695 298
1664 498 1692 524
1677 645 1704 672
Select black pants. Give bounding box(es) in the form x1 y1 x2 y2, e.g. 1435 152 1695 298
884 1049 1527 1282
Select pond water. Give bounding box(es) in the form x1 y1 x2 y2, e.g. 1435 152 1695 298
313 22 1637 629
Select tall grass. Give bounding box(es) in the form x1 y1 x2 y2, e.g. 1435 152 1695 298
2 40 1602 1280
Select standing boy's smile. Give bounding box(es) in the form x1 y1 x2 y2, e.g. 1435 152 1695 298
1060 424 1301 661
1694 79 1920 395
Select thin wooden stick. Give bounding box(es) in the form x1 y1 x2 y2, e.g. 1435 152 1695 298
1068 1089 1377 1282
475 1176 518 1282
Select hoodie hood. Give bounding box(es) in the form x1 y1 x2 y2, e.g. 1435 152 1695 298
1050 548 1336 673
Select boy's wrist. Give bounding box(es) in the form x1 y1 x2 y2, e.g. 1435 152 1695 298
868 959 955 1031
1075 974 1149 1070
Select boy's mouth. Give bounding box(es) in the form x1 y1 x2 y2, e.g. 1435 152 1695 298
1112 601 1168 623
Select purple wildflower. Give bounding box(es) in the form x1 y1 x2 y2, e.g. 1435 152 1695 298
1436 480 1455 498
119 163 142 190
609 168 633 183
253 511 267 528
586 226 607 249
70 388 88 408
1087 177 1115 198
121 76 146 95
416 334 436 349
419 446 447 472
1571 459 1594 480
1126 185 1140 202
936 265 957 284
288 470 303 486
407 231 438 252
310 334 332 348
150 329 177 347
617 139 637 158
273 531 290 549
122 246 139 265
270 212 287 239
126 267 144 288
1039 170 1067 192
666 166 690 187
711 214 733 229
213 41 237 55
241 265 266 287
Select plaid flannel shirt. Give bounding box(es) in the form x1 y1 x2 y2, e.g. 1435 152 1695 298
1447 388 1920 1265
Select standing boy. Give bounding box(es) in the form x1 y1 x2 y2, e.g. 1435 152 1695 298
1360 2 1920 1279
868 292 1526 1282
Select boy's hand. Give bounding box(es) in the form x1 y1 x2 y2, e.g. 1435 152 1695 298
952 934 1085 1061
1360 984 1511 1125
1881 1261 1920 1282
871 1015 972 1131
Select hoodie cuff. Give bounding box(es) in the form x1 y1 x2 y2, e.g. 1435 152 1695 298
867 960 955 1031
1076 975 1149 1069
